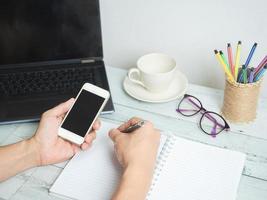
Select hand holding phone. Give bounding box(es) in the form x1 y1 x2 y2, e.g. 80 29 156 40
58 83 110 145
31 98 100 166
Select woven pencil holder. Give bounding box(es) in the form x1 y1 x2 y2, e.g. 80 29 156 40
221 79 262 123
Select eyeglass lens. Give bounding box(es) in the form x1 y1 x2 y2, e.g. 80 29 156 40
178 96 202 116
200 112 226 137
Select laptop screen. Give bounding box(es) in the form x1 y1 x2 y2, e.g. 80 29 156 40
0 0 103 66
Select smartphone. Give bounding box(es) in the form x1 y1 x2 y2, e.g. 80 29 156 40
58 83 110 145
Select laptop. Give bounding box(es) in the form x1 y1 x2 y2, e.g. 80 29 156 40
0 0 115 124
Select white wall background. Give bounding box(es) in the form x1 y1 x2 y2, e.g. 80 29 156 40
99 0 267 97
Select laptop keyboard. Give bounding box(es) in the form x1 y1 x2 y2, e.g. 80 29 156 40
0 66 97 97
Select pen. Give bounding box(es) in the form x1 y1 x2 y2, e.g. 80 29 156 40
123 120 145 133
237 43 258 82
254 65 267 82
254 55 267 75
219 50 230 70
238 65 247 83
237 67 245 82
243 67 248 84
248 68 255 83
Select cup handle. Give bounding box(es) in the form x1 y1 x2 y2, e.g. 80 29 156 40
128 68 145 87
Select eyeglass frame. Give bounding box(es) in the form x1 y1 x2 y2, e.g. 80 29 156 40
176 94 230 137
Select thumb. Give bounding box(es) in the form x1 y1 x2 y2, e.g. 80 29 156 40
109 128 123 143
49 98 75 117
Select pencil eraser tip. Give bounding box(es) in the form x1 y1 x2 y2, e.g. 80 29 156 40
214 50 218 54
219 50 223 54
227 43 231 47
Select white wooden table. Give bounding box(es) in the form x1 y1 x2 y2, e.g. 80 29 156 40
0 66 267 200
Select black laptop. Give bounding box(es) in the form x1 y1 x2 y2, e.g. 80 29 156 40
0 0 114 124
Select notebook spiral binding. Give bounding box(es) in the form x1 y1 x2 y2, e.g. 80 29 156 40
146 134 177 199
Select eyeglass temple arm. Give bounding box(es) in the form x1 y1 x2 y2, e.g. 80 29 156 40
187 97 202 109
178 108 199 112
211 124 217 137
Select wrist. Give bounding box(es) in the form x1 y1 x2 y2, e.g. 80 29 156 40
124 161 155 175
123 165 153 185
27 137 42 167
112 164 154 200
125 154 157 172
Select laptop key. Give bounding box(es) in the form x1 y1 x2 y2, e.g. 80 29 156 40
0 66 96 98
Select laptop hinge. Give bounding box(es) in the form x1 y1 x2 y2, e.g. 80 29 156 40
81 59 96 64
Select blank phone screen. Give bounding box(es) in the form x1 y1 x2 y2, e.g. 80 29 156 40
62 89 104 137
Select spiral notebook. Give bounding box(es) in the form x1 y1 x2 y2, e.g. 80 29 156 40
50 121 246 200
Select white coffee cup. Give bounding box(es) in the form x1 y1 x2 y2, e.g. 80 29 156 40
128 53 177 93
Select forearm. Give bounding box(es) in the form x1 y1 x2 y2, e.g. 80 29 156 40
0 138 40 182
112 165 154 200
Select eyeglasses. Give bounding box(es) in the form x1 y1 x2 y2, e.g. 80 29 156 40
176 94 230 137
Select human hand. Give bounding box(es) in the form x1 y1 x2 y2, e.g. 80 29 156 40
31 98 100 166
109 117 160 170
109 117 160 200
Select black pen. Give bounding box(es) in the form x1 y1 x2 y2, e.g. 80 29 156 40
123 120 145 133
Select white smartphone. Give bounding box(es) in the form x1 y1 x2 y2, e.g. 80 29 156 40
58 83 110 145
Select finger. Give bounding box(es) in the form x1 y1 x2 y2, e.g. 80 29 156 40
109 128 123 143
47 98 75 117
85 131 96 143
118 117 143 132
57 115 64 123
81 142 92 150
92 119 101 130
72 144 81 154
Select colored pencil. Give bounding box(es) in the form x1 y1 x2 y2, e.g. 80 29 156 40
234 41 242 80
214 50 234 82
227 43 235 77
244 43 257 69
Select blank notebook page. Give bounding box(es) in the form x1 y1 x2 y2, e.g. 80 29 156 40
147 136 246 200
50 121 167 200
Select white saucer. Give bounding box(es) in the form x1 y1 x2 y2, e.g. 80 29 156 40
123 71 188 103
